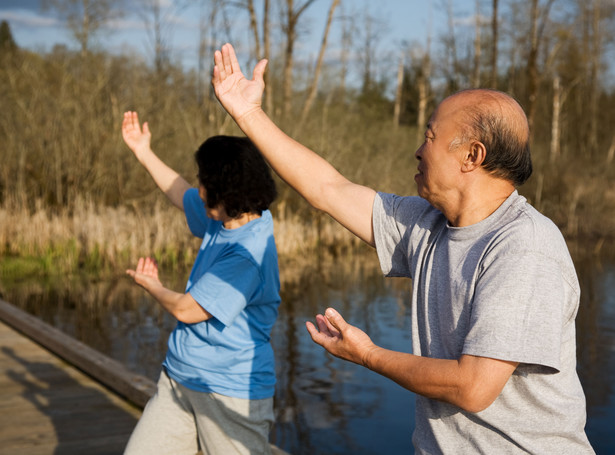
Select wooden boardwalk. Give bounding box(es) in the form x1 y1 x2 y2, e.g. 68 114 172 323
0 299 289 455
0 318 141 454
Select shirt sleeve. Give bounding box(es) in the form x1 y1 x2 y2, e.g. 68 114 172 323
462 249 567 372
372 192 439 278
183 188 211 238
188 251 262 327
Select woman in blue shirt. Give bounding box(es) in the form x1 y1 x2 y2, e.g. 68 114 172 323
121 111 280 455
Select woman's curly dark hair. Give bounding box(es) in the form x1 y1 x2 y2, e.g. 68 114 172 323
195 136 277 218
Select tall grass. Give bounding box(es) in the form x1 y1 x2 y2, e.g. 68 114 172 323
0 195 367 279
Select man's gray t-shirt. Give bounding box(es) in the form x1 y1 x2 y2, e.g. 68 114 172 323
372 190 594 454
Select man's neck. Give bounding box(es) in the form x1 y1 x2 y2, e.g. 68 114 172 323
439 180 515 228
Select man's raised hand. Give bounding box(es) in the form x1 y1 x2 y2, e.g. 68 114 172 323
212 43 268 122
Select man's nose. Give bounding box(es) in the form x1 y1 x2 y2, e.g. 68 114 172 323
415 145 423 160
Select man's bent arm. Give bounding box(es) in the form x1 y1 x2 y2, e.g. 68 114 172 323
365 347 518 413
307 308 518 413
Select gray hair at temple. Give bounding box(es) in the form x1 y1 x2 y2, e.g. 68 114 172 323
450 89 533 188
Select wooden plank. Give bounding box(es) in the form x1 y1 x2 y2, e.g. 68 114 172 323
0 298 292 455
0 298 156 408
0 320 140 455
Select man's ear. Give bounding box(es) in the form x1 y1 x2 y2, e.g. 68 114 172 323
462 141 486 172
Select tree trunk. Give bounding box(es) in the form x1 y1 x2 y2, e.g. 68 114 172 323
416 53 431 146
527 0 539 141
79 0 90 58
300 0 340 124
472 0 481 87
282 8 296 119
490 0 499 88
588 0 601 154
607 136 615 166
444 0 460 90
527 0 555 143
263 0 272 114
338 7 351 97
247 0 261 59
393 52 404 129
550 75 561 164
281 0 316 119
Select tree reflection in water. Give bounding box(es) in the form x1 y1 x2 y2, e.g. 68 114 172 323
0 249 613 454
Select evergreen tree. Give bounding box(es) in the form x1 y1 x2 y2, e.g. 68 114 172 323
0 21 18 54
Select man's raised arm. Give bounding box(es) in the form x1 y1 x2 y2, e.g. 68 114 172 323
212 43 376 246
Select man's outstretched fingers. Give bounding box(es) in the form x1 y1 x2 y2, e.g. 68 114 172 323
222 43 233 75
226 43 242 74
252 59 268 84
324 308 347 333
306 320 326 345
213 50 225 81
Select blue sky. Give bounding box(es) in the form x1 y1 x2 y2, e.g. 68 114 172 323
0 1 466 65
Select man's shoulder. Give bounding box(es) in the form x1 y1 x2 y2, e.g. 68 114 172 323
375 192 439 223
486 195 575 278
500 194 565 247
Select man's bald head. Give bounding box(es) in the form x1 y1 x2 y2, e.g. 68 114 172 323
445 89 532 187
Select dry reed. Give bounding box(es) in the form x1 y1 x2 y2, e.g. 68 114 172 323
0 198 364 278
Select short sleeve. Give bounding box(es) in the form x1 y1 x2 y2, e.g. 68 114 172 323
462 250 566 371
372 192 439 278
183 188 211 238
188 252 262 327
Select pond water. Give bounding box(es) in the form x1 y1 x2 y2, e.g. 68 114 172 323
0 249 613 454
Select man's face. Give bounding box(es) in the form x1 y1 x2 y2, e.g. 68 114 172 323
414 96 468 206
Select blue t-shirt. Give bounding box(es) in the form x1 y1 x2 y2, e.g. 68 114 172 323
163 188 281 399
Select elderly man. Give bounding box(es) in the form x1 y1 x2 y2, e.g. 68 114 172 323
211 43 594 454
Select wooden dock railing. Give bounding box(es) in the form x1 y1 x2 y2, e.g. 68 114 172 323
0 297 290 454
0 298 156 408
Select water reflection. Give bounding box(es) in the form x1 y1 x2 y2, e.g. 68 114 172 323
0 250 613 454
574 254 615 455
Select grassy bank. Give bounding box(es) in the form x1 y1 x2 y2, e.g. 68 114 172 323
1 185 610 282
0 197 365 281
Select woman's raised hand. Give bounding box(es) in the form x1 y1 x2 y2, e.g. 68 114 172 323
122 111 152 160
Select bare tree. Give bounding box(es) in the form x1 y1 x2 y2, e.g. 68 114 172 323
526 0 540 136
280 0 318 118
549 75 562 164
442 0 461 91
300 0 340 124
472 0 482 87
526 0 555 141
246 0 262 59
337 3 353 97
588 0 602 154
139 0 186 77
43 0 122 57
261 0 273 114
490 0 498 88
356 9 387 96
416 45 432 146
393 51 404 128
197 0 226 105
235 1 272 112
